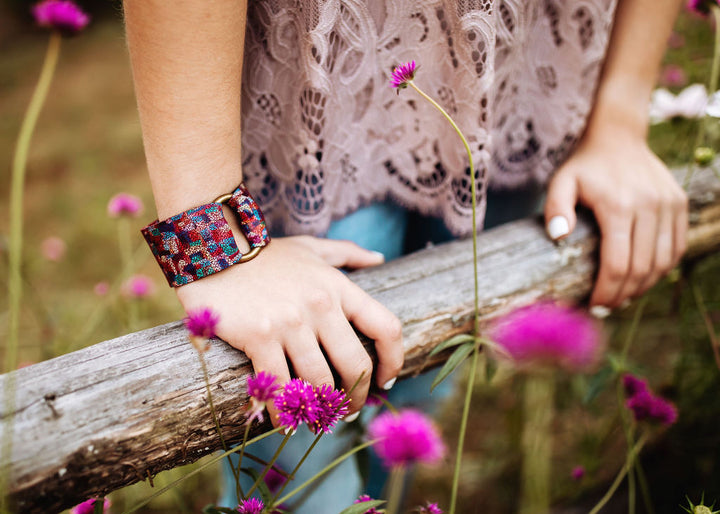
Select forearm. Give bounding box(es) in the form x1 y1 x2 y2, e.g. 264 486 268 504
587 0 683 139
123 0 247 219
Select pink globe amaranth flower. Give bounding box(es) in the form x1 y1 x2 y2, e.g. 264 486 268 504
41 236 66 262
622 374 649 398
354 495 381 514
70 497 111 514
660 65 688 88
263 466 286 493
366 391 388 407
312 383 349 434
571 465 586 481
274 378 321 430
367 409 445 468
237 497 264 514
626 390 678 426
419 502 444 514
184 307 220 339
107 193 143 218
490 302 602 371
94 281 110 296
122 274 155 299
390 60 416 89
246 371 280 423
33 0 90 34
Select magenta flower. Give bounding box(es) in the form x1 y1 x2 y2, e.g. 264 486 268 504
571 465 585 481
626 390 678 426
659 65 687 88
622 374 649 398
121 274 155 299
274 378 321 430
390 60 416 89
686 0 715 15
367 409 445 468
237 497 264 514
366 392 388 407
354 495 381 514
263 466 287 493
94 281 110 296
312 383 349 434
32 0 90 34
107 193 143 218
490 302 602 371
184 307 220 339
418 502 444 514
41 236 66 262
246 371 280 423
70 498 110 514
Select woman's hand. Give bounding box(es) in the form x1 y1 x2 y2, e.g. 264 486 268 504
544 125 688 309
176 236 404 425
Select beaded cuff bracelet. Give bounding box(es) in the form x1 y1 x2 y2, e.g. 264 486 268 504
141 183 270 287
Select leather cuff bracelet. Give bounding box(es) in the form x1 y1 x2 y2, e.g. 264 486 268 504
141 183 270 287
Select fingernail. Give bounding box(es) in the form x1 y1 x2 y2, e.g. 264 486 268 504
344 411 360 423
590 305 612 319
371 250 385 262
283 427 297 436
382 377 397 391
547 216 570 240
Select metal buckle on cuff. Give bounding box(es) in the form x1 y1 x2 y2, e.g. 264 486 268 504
213 192 263 263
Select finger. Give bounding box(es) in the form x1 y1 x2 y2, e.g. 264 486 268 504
673 191 689 266
245 342 291 428
284 326 335 388
544 170 578 240
315 309 373 415
638 204 674 296
340 281 404 391
590 213 633 308
615 208 658 304
307 238 385 269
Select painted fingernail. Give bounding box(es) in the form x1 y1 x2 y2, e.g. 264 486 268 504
283 427 297 436
590 305 612 319
547 216 570 240
344 411 360 423
371 250 385 261
382 377 397 391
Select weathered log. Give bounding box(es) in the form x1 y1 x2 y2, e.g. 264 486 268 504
2 166 719 512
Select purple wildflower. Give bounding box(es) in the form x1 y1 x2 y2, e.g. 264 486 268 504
246 371 280 423
419 502 444 514
274 378 321 430
367 409 445 468
70 498 111 514
659 65 687 88
626 390 678 426
263 466 286 493
121 274 155 299
354 495 381 514
32 0 89 34
622 374 649 398
312 383 349 434
571 465 586 481
390 60 416 89
686 0 716 15
490 302 602 371
237 497 264 514
107 193 143 218
184 307 220 339
366 392 388 407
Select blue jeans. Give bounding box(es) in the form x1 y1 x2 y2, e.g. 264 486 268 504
220 187 542 511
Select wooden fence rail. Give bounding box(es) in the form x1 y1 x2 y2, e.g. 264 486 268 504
2 166 720 512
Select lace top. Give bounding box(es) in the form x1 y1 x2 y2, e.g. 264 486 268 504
240 0 618 236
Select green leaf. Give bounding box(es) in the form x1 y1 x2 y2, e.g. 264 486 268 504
429 334 475 357
337 499 386 514
430 342 475 392
93 499 105 514
583 365 614 404
243 468 273 505
484 354 498 384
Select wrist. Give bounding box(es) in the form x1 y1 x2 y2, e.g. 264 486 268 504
586 75 652 143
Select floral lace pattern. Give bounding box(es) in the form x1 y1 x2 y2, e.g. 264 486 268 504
241 0 617 237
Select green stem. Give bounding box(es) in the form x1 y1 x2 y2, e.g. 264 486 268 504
122 427 284 514
519 371 555 514
269 432 323 507
408 78 481 514
235 422 252 500
274 439 378 506
245 432 291 498
620 297 647 368
634 459 655 514
588 435 648 514
691 280 720 371
3 31 62 512
386 467 406 514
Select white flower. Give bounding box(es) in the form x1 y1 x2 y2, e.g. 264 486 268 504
706 90 720 117
649 84 708 124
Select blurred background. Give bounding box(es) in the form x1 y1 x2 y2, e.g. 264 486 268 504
1 1 719 513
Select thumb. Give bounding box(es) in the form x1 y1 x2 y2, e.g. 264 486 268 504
544 170 578 241
311 238 386 269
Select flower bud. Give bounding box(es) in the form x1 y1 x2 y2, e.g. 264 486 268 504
694 146 715 166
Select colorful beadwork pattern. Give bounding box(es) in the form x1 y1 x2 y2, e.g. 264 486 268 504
142 184 270 287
